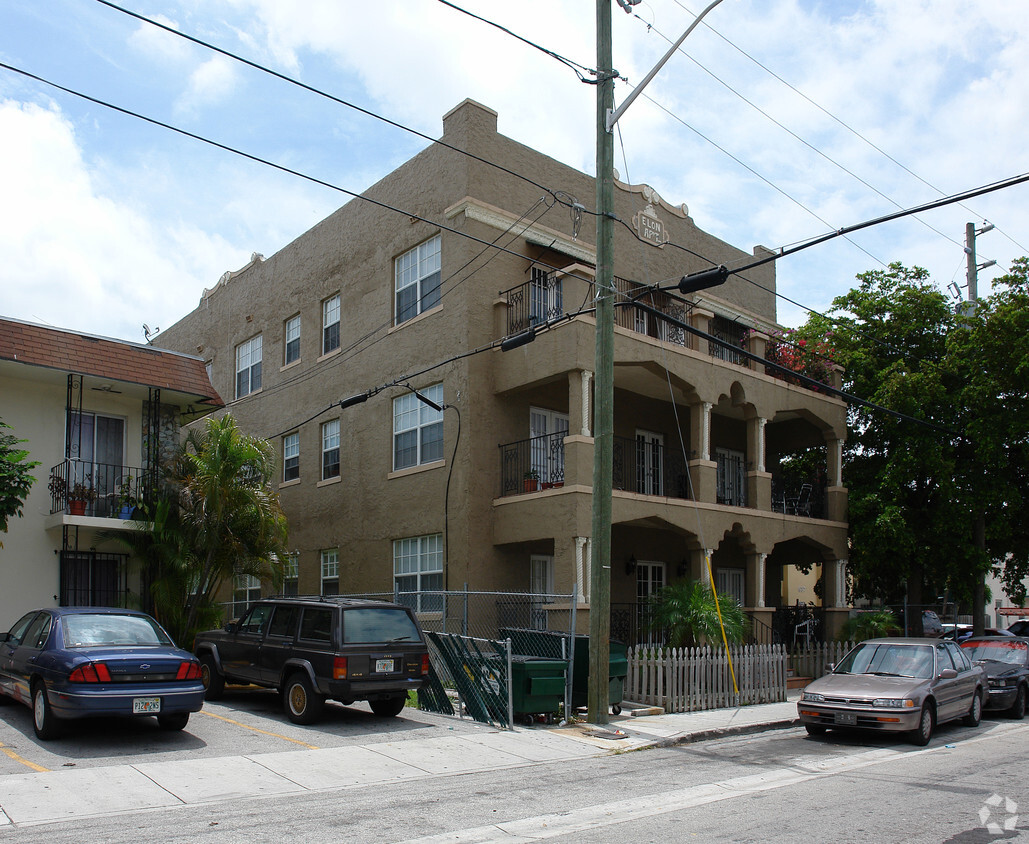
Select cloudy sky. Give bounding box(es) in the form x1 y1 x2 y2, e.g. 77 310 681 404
1 0 1027 343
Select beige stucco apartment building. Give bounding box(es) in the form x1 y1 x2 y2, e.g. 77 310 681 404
0 317 221 629
157 99 850 640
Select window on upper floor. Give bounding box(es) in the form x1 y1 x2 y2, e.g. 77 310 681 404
395 235 441 325
321 419 340 480
235 335 262 399
322 294 340 354
393 384 443 471
283 432 300 482
231 574 261 620
284 314 301 365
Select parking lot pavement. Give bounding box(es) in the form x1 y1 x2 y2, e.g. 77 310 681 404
0 693 802 827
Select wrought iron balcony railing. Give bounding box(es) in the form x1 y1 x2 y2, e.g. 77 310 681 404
48 460 148 518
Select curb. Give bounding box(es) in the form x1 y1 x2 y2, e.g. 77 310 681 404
654 718 801 748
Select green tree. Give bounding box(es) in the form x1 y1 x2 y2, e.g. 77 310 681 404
174 413 289 636
646 579 747 649
794 261 1029 618
0 418 39 547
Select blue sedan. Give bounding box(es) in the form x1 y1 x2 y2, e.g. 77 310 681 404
0 607 205 740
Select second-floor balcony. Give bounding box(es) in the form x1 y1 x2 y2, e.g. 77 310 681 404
48 459 148 519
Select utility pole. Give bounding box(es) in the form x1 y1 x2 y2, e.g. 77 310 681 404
964 221 995 636
588 0 615 725
587 0 725 724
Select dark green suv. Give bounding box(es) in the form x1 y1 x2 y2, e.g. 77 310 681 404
193 596 429 724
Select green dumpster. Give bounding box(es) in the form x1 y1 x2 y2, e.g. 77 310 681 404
500 629 627 715
510 656 567 725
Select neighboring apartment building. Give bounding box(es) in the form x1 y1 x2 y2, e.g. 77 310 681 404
0 317 222 629
157 99 851 640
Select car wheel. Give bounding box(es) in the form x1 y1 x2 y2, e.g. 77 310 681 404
910 704 934 746
32 682 62 741
369 694 407 718
200 654 225 701
284 672 324 725
805 724 827 736
157 712 190 731
962 691 983 727
1008 685 1027 720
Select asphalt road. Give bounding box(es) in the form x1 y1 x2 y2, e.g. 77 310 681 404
1 689 1026 842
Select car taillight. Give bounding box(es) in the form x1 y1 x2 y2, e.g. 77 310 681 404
421 655 430 676
69 662 112 683
176 661 203 681
333 657 348 679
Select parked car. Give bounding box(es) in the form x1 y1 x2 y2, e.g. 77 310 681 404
798 638 986 746
0 607 205 740
942 624 1014 642
960 636 1029 719
194 596 430 725
1007 620 1029 637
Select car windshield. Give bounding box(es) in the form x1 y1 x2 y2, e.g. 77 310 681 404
963 641 1027 666
62 614 173 648
343 608 421 644
835 642 934 679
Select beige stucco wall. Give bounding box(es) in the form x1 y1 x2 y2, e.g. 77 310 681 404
156 99 848 614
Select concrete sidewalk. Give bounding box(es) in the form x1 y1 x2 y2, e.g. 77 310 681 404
0 694 800 828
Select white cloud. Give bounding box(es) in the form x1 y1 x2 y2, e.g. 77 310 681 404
176 55 239 115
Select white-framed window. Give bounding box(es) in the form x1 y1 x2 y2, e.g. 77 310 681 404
393 534 443 612
715 568 745 607
284 314 301 365
282 432 300 482
715 447 747 507
635 429 664 496
321 419 340 480
235 335 262 399
283 552 299 597
530 555 554 631
529 407 568 485
395 235 441 325
636 561 666 645
393 384 443 471
529 266 562 325
231 574 262 620
322 294 340 354
320 549 339 595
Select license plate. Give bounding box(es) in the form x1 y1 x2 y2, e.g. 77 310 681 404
834 711 857 726
375 659 395 673
133 697 161 714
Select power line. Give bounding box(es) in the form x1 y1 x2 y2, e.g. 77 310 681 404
93 0 574 211
435 0 597 83
664 0 1029 258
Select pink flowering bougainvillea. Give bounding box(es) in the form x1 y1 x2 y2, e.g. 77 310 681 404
763 328 837 391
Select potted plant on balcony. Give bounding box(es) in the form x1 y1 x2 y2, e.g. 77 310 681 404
67 478 96 516
116 476 137 519
523 469 540 492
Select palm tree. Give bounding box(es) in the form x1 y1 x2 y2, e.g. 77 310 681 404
174 413 288 636
838 609 900 642
647 579 748 649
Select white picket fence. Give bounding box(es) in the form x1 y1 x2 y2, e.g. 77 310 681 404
789 640 857 680
625 643 788 712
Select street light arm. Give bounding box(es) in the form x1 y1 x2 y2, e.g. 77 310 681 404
606 0 726 132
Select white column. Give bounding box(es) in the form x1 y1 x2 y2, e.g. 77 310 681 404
575 536 588 603
835 560 847 607
756 553 767 608
700 402 711 461
757 417 767 473
580 370 593 436
700 550 713 585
